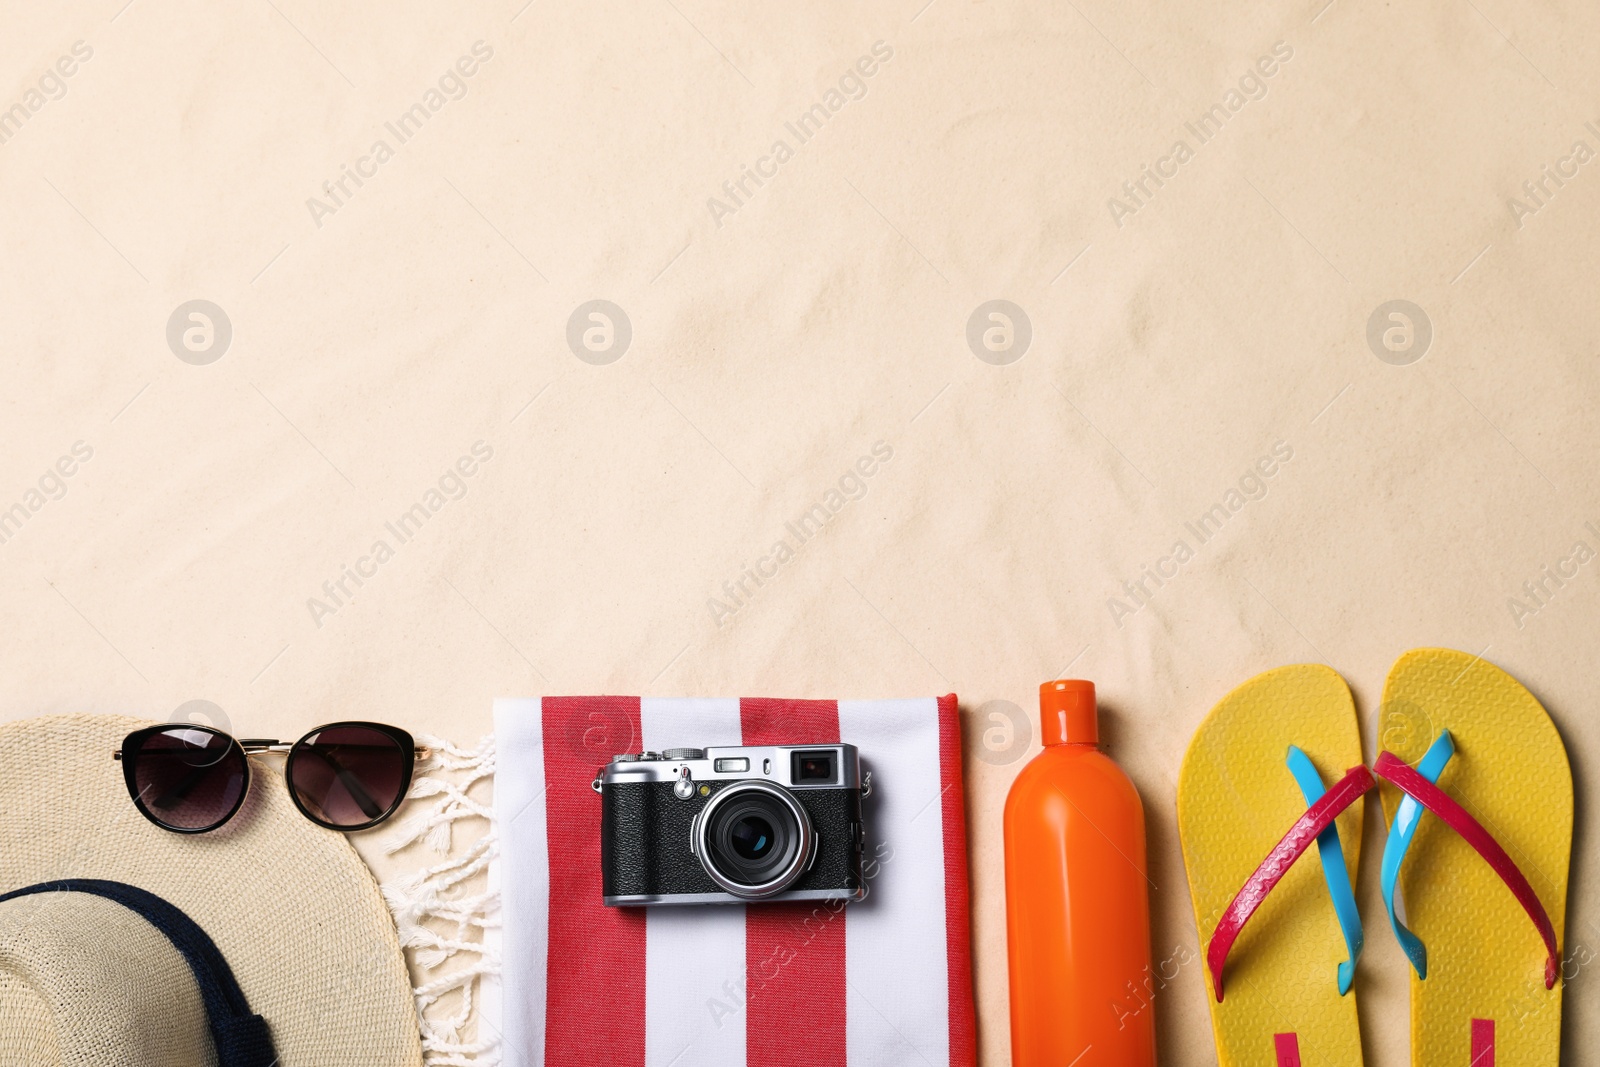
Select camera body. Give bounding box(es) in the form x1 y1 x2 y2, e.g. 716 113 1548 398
595 744 867 906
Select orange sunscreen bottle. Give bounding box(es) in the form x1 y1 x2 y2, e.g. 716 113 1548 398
1004 679 1157 1067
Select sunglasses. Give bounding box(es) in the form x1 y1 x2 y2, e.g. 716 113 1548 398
114 721 428 834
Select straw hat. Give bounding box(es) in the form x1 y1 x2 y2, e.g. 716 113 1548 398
0 714 424 1066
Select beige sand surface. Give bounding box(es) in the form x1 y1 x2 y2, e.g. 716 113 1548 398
2 1 1595 1062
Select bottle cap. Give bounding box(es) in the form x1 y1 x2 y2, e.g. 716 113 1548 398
1040 679 1098 745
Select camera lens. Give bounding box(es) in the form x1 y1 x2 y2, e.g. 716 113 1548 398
696 781 814 899
730 814 775 860
710 793 793 882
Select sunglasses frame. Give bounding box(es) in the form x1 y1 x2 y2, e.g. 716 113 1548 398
116 720 426 834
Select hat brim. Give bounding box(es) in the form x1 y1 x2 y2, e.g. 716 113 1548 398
0 891 215 1066
0 715 422 1067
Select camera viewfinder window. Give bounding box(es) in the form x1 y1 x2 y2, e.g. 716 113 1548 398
791 750 837 785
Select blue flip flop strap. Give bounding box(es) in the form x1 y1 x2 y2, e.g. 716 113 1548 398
1286 745 1364 995
1380 730 1455 979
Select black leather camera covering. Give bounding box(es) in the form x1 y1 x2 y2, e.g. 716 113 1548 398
601 779 863 898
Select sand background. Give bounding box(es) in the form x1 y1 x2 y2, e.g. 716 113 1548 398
2 0 1596 1062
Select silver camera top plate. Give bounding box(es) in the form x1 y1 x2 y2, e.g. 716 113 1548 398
597 743 862 792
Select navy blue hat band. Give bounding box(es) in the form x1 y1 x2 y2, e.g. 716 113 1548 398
0 879 277 1067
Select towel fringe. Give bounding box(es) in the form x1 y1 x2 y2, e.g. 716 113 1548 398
381 732 500 1066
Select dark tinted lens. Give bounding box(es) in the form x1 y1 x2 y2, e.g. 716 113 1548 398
289 726 406 828
707 789 799 888
130 728 247 831
730 815 775 860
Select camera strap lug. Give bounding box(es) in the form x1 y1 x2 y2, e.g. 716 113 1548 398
861 770 873 799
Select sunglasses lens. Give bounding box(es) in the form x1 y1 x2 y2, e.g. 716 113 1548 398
289 725 407 828
129 728 247 831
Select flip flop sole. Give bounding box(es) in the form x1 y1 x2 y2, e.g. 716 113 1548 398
1178 664 1365 1066
1377 648 1572 1066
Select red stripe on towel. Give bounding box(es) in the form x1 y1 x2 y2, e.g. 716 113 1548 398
937 694 978 1066
741 699 847 1067
542 696 646 1067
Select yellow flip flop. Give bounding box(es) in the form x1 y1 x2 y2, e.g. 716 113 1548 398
1178 664 1371 1066
1375 648 1572 1066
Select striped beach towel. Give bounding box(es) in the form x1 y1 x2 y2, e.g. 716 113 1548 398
493 695 976 1067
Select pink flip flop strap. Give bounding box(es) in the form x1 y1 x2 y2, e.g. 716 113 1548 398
1373 751 1560 989
1207 764 1375 1002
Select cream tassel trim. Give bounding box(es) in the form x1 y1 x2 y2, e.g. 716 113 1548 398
381 734 499 1066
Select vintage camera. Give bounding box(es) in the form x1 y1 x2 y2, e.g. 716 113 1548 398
594 744 869 906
